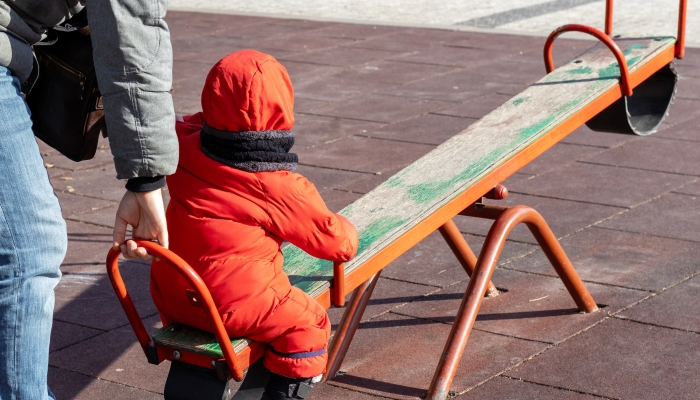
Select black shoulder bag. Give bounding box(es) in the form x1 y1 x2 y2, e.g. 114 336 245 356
26 10 105 162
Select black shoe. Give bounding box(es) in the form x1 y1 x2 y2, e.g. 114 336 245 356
231 358 271 400
262 373 315 399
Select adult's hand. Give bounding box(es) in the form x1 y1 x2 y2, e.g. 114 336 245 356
112 189 168 260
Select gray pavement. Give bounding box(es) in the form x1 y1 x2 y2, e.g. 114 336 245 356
169 0 700 45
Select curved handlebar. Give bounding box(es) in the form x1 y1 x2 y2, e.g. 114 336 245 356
543 24 632 97
106 240 245 381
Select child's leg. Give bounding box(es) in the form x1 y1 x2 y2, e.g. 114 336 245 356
245 287 330 379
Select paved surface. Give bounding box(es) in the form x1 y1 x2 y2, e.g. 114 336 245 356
169 0 700 45
46 11 700 400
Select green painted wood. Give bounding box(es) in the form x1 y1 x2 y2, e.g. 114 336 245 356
151 35 675 359
153 322 253 358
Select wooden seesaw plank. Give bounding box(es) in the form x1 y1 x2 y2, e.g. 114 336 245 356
152 34 676 359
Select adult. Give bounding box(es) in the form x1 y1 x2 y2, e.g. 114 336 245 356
0 0 177 398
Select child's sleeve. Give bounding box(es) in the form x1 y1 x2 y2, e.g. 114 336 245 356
262 174 358 262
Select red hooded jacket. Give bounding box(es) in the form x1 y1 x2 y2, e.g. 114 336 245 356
150 51 358 355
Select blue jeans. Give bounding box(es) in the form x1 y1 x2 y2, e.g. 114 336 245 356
0 67 66 399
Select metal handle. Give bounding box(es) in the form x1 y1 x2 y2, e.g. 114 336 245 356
543 24 633 97
106 240 245 381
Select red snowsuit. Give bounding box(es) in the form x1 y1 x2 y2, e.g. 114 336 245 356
150 50 358 378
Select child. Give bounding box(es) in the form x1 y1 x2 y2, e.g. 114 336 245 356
150 50 359 399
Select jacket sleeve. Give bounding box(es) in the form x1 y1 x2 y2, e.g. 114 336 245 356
262 174 358 262
87 0 178 180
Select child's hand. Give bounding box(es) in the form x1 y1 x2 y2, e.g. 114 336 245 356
336 214 359 260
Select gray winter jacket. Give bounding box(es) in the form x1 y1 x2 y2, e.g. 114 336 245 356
0 0 177 180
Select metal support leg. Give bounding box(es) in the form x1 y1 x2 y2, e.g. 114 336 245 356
323 272 382 382
438 219 499 297
426 206 597 400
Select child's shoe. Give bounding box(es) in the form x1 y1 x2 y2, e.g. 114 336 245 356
262 373 316 399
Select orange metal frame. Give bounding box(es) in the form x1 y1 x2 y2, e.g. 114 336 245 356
544 24 633 96
604 0 687 58
107 243 249 381
322 12 681 400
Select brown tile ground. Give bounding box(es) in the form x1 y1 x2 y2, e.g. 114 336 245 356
617 273 700 333
505 318 700 400
393 268 644 343
507 227 700 291
329 313 545 399
599 192 700 242
460 376 594 399
46 10 700 400
509 162 694 207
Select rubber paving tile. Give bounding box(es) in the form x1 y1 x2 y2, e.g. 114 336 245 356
281 61 343 82
658 97 700 127
294 114 384 148
508 226 700 292
673 179 700 196
50 163 124 202
453 193 624 245
280 46 405 67
455 59 546 86
245 32 357 53
509 162 694 208
394 268 643 344
380 230 536 288
308 23 403 40
344 29 471 52
382 70 524 103
458 376 593 399
328 312 545 399
172 58 212 77
364 113 475 145
53 261 156 331
294 97 329 113
560 124 638 148
516 143 603 176
172 95 202 115
675 75 700 100
656 113 700 142
308 382 381 399
295 165 369 191
336 60 459 85
171 76 208 99
48 366 162 400
618 274 700 333
67 203 118 229
395 45 497 68
296 135 435 174
442 32 592 56
326 276 438 328
50 316 169 394
501 172 535 187
307 94 453 124
50 320 103 353
328 166 399 195
598 192 700 242
435 93 515 119
55 191 116 220
61 220 114 274
585 136 700 176
171 37 253 64
292 72 398 102
506 318 700 400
